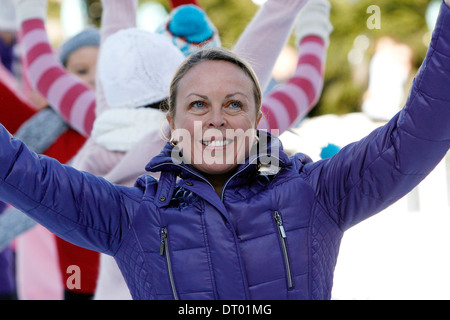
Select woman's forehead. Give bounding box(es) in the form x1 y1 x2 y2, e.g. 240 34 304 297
178 60 255 94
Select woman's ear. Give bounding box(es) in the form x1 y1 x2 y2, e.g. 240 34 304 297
166 113 175 130
256 112 263 127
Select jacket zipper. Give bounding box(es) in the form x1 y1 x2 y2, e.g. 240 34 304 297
151 155 284 298
220 155 284 201
160 227 179 300
274 211 293 290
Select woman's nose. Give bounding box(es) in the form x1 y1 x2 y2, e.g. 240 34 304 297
208 108 225 128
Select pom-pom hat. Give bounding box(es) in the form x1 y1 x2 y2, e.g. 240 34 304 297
156 4 221 57
98 28 185 109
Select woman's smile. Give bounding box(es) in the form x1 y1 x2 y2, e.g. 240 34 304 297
201 138 233 149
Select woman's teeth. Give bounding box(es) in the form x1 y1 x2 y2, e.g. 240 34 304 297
202 140 232 147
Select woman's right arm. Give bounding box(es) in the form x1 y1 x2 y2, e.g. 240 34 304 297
0 123 141 255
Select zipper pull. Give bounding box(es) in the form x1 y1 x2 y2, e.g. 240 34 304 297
160 228 167 255
274 211 287 238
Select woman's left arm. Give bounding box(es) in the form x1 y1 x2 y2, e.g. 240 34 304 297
306 1 450 230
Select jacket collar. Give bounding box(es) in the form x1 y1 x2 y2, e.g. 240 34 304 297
145 130 291 182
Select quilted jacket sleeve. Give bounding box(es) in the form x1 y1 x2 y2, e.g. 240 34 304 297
0 124 142 255
303 1 450 231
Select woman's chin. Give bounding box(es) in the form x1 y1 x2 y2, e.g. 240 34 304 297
193 162 239 177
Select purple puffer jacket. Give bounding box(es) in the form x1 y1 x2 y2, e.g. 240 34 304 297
1 2 450 300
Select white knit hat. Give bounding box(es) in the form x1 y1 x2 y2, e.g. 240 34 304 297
0 0 17 31
99 28 185 109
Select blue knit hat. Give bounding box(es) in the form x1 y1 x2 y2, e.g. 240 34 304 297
59 28 100 66
156 4 221 57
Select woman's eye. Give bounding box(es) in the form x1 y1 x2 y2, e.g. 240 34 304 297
228 101 242 109
192 101 206 109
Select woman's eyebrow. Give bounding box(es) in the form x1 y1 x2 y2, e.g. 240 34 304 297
185 92 248 100
186 93 209 100
225 92 248 99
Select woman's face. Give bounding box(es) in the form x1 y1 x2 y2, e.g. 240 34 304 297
65 46 98 89
168 60 261 176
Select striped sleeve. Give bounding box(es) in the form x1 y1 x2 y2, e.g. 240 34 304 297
258 35 326 134
19 19 96 137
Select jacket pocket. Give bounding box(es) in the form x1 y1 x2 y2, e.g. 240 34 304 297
160 227 179 300
274 211 294 290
